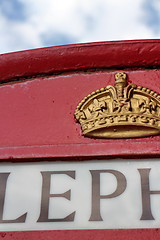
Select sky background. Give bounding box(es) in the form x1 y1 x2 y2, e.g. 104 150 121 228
0 0 159 54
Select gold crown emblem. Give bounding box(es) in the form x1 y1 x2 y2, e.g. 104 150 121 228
75 72 160 138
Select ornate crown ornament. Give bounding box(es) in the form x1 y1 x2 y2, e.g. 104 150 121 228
75 72 160 138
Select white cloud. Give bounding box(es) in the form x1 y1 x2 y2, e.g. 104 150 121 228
79 0 155 42
0 16 42 53
0 0 159 54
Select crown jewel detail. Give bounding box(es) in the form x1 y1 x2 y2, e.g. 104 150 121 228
75 72 160 138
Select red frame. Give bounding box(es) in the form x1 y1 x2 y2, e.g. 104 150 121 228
0 39 160 239
0 39 160 84
1 229 160 240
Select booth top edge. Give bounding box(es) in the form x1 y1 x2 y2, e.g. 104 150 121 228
0 39 160 83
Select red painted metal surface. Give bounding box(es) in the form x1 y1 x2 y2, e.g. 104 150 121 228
0 68 159 159
0 39 159 84
0 40 160 239
1 229 160 240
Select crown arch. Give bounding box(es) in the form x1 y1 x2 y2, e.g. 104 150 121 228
75 72 160 138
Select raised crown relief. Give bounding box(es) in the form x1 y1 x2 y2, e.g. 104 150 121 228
75 72 160 138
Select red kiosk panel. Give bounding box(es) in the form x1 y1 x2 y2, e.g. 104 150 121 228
0 40 160 239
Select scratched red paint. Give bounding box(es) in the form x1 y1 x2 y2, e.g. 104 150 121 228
0 39 160 239
1 229 160 240
0 40 160 159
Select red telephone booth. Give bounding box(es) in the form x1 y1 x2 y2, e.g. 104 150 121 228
0 39 160 239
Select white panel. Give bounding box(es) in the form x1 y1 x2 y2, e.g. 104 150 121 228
0 159 160 231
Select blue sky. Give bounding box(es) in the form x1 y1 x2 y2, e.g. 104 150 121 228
0 0 159 54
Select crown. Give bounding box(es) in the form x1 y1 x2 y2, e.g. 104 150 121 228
75 72 160 138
